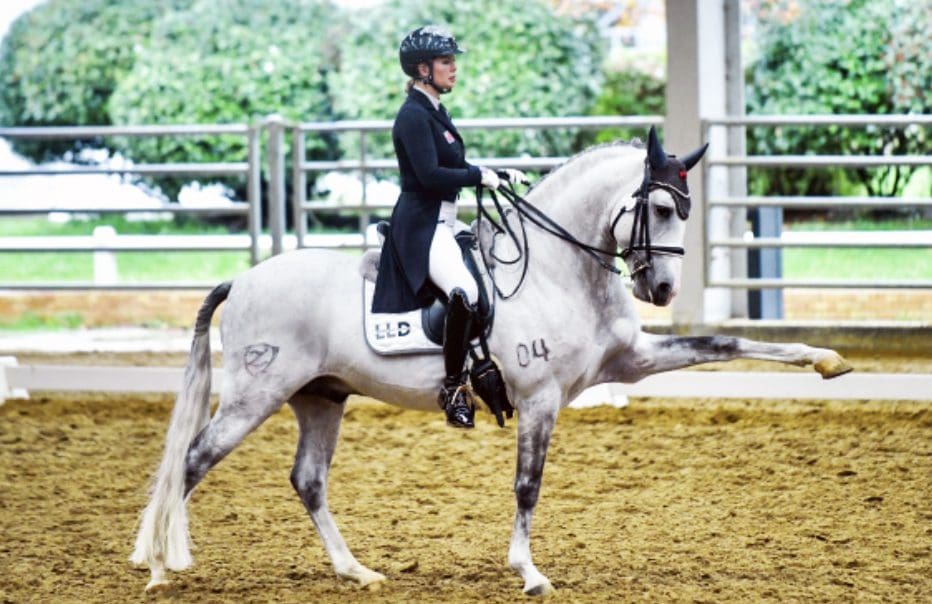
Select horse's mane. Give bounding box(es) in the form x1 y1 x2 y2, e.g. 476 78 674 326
528 138 645 194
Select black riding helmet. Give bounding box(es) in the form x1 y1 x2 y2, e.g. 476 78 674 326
399 25 464 94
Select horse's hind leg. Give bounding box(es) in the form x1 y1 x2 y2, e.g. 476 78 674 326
184 393 283 496
142 386 285 593
289 393 386 590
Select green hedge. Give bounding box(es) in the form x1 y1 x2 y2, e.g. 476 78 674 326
0 0 188 161
105 0 341 199
745 0 929 199
585 70 664 146
328 0 604 161
2 0 602 201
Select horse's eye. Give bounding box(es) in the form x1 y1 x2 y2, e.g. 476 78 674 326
655 205 673 219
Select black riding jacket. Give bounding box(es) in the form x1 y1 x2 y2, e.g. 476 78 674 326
371 89 482 313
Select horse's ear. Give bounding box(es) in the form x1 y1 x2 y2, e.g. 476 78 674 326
647 126 667 169
681 142 709 171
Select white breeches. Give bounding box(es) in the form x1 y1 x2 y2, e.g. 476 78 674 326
429 201 478 303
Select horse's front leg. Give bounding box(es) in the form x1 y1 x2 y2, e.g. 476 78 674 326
629 331 852 378
508 394 559 596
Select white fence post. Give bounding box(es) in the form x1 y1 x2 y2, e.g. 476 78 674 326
92 225 118 285
247 122 263 265
266 114 287 256
291 127 307 249
0 356 29 404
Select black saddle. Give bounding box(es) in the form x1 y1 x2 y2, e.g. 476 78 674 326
376 221 493 346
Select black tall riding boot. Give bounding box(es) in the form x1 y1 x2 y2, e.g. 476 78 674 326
438 288 476 428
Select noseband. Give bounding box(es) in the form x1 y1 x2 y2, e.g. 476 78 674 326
609 159 688 277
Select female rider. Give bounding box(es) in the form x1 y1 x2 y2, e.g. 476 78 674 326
371 25 524 428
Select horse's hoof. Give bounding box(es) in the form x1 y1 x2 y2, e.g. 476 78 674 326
524 579 555 597
143 566 171 593
358 570 386 591
815 353 853 379
338 565 386 590
144 577 172 593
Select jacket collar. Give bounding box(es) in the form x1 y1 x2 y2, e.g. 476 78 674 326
411 85 441 110
407 87 437 110
406 89 460 139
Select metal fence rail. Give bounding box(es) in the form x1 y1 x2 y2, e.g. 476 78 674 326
0 122 262 290
288 116 663 249
702 114 932 293
708 196 932 209
2 114 929 317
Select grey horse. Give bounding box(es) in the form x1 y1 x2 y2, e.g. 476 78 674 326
131 132 851 596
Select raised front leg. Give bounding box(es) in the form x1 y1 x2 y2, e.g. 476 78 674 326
508 396 559 596
627 332 852 379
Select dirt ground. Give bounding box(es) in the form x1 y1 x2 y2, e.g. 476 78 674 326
1 289 929 602
1 387 929 603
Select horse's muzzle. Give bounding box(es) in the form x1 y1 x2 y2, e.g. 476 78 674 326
632 270 675 307
652 281 674 306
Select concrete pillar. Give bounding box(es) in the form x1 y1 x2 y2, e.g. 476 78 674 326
666 0 731 326
724 0 749 318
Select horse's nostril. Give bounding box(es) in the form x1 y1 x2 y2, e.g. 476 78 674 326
657 282 672 298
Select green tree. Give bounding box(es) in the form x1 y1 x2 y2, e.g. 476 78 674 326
746 0 929 199
328 0 604 162
107 0 341 201
747 0 929 195
0 0 189 161
887 0 930 114
586 70 664 146
886 0 930 204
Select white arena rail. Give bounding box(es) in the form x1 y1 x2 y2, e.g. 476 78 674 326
2 357 929 406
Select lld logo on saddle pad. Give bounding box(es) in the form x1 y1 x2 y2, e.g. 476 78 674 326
363 280 442 355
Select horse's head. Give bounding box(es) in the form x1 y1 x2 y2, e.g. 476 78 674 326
610 127 707 306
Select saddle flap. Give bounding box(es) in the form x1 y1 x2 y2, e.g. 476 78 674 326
363 220 494 349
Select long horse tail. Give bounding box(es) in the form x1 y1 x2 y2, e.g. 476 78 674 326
130 281 232 574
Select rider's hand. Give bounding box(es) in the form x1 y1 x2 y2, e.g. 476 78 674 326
479 167 501 190
498 168 529 186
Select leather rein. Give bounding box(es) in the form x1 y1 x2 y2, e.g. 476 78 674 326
475 159 689 299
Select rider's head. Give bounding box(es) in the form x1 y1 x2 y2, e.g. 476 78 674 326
399 25 463 95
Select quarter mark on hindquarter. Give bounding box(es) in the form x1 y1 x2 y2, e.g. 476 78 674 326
244 343 279 375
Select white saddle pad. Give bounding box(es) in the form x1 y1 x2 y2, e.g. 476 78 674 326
362 279 442 355
360 220 487 356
